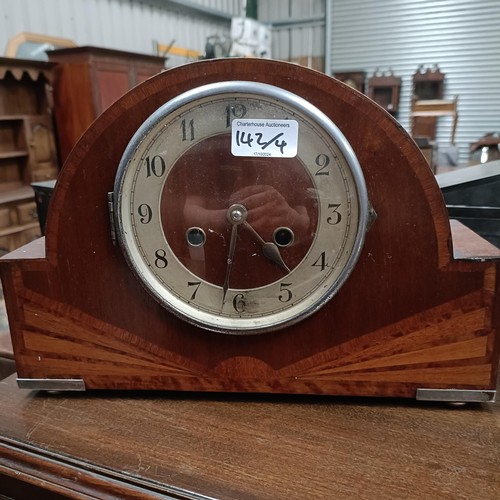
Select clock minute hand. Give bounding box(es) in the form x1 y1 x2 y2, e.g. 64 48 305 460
243 221 291 273
222 204 247 304
222 223 238 303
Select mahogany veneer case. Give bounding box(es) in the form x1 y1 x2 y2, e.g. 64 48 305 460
1 59 499 402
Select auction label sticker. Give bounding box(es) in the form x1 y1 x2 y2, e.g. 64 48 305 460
231 119 298 158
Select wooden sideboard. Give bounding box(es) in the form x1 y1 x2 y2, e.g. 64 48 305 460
0 372 499 498
47 46 166 162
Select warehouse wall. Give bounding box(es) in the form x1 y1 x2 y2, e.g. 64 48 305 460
327 0 500 165
0 0 241 66
2 0 497 166
258 0 326 71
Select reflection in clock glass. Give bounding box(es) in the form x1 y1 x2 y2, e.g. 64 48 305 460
161 134 319 289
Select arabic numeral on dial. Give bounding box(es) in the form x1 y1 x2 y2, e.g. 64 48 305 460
278 283 293 303
137 203 152 224
315 154 330 175
154 249 168 269
145 155 166 178
327 203 342 225
312 252 329 271
225 104 247 127
187 281 201 300
233 293 246 313
181 118 195 141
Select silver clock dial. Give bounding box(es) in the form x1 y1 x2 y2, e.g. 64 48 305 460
114 82 369 334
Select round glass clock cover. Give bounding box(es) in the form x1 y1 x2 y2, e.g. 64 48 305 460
114 81 369 334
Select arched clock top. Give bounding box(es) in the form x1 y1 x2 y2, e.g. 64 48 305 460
46 58 451 272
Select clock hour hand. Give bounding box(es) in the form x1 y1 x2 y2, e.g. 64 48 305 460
243 221 291 273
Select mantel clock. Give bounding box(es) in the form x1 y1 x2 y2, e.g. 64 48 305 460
1 59 499 402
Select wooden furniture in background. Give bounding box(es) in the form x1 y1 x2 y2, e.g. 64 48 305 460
0 372 499 498
412 65 445 140
367 69 401 115
0 58 59 253
47 46 166 163
410 96 458 145
0 187 40 254
333 70 366 93
470 133 500 165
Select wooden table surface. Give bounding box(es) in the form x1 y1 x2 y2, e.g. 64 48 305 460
0 373 499 499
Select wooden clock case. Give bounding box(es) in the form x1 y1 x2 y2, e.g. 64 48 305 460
1 59 499 400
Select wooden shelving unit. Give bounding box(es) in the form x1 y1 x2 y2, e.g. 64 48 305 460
0 58 59 253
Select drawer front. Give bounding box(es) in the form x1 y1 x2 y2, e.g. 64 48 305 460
16 226 41 249
31 168 58 182
0 234 14 255
0 208 11 229
16 202 38 225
